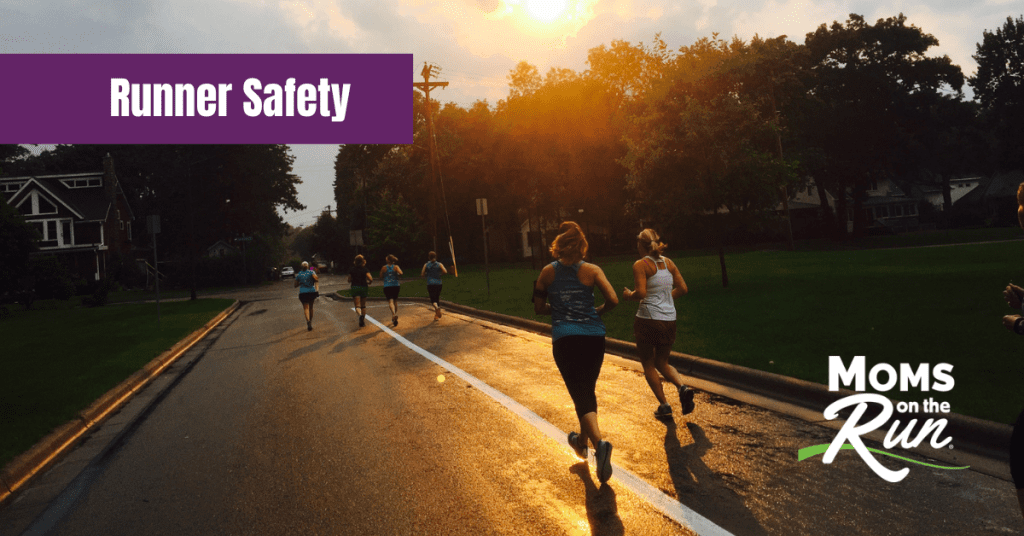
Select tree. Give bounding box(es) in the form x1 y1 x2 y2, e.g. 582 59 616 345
365 187 427 265
622 35 801 285
970 15 1024 171
0 196 37 297
804 14 964 237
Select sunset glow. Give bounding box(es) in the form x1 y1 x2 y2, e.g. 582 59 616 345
524 0 568 22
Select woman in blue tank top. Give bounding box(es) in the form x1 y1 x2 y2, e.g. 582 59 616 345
380 254 403 327
533 221 618 484
420 251 448 320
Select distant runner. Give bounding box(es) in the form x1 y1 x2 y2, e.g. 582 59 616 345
294 261 319 332
421 251 448 320
348 254 373 328
380 254 403 327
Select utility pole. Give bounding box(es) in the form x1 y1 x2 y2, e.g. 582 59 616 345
413 62 448 252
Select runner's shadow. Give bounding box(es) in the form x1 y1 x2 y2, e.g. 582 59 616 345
570 463 625 536
281 335 341 362
663 420 768 536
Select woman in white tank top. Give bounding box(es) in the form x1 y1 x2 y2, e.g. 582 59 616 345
622 229 696 419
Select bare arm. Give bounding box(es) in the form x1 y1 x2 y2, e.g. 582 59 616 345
623 259 648 301
666 258 688 299
440 263 448 274
421 264 427 277
592 266 618 316
366 272 373 284
533 265 554 315
395 265 403 276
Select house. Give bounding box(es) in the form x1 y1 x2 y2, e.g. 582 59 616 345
0 155 134 281
782 177 922 234
909 177 982 211
207 240 240 258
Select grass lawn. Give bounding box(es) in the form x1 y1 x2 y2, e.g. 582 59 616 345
342 236 1024 425
0 299 233 470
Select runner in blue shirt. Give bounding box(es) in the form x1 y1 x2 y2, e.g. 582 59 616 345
294 261 319 331
380 254 403 327
421 251 448 320
533 222 618 484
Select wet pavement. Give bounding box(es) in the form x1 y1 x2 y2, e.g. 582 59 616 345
1 275 1021 535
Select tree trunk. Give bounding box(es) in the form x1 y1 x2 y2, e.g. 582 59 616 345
718 245 729 288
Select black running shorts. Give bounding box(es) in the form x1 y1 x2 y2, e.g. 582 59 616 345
552 335 606 420
1011 408 1024 489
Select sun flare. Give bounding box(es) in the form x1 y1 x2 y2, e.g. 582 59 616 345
524 0 568 23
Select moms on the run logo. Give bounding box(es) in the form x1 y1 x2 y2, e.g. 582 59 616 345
797 356 970 482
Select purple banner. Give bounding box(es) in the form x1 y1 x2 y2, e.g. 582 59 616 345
1 54 412 144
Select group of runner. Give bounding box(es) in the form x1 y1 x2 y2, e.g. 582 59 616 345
294 251 449 331
293 222 697 487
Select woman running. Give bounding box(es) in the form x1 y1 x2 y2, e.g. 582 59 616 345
623 228 695 419
533 222 618 484
348 254 373 327
380 254 403 327
294 261 319 331
421 251 448 320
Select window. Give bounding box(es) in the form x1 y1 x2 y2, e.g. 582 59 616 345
869 179 879 191
61 221 73 246
1 181 25 193
17 191 59 216
61 177 102 189
893 205 904 217
875 206 888 218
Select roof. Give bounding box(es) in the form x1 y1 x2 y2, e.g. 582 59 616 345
1 172 113 221
957 170 1024 206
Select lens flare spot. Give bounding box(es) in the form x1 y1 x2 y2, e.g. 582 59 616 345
524 0 567 22
437 374 446 383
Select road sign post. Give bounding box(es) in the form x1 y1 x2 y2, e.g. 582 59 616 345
148 215 161 324
476 198 489 298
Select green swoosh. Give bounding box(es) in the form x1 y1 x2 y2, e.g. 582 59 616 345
798 443 970 470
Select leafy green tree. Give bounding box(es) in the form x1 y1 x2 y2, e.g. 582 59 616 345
365 187 427 265
622 35 801 285
0 196 37 297
970 15 1024 171
804 14 964 237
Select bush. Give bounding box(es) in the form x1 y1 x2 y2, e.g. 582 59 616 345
28 257 76 301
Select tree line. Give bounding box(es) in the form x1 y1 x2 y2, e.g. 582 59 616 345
320 13 1024 273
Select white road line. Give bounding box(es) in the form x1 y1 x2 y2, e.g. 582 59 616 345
357 309 735 536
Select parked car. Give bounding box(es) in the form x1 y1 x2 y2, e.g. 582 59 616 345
280 266 295 279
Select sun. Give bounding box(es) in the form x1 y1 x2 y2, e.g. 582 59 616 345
524 0 568 23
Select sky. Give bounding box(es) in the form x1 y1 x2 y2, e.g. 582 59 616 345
4 0 1022 227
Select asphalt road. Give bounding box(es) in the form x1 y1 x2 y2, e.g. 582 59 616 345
2 275 1023 535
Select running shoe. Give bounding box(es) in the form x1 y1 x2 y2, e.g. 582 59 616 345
307 321 312 332
567 431 588 460
435 308 441 320
595 440 613 484
358 315 365 327
654 403 673 419
392 316 398 327
679 387 696 415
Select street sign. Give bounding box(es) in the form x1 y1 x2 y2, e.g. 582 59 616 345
147 214 160 235
349 230 364 246
234 236 253 242
476 198 488 216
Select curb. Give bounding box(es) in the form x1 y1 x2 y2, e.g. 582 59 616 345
389 296 1013 463
0 300 241 507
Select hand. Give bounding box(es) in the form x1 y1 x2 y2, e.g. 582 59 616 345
623 288 633 300
1004 315 1021 331
1004 284 1024 309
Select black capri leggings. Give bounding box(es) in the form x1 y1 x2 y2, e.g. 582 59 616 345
552 335 606 419
1012 408 1024 489
427 284 442 303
